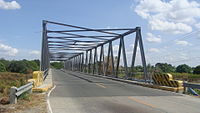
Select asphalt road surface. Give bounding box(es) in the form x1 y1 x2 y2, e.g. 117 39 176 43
49 69 200 113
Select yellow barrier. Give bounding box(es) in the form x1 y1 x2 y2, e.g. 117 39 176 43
152 73 183 88
28 71 43 87
28 71 52 92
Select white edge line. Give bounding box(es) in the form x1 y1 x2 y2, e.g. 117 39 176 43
47 85 56 113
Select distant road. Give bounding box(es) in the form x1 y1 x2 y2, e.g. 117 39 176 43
49 69 200 113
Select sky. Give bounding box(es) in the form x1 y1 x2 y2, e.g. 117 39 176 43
0 0 200 67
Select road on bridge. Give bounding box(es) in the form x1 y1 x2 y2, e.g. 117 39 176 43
49 69 200 113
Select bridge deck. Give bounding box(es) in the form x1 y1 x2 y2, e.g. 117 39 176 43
49 69 200 113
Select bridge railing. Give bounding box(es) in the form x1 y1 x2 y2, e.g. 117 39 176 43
183 82 200 96
41 20 149 83
43 68 49 80
9 82 33 104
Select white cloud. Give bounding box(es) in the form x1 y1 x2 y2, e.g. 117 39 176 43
146 33 162 43
175 40 190 46
148 48 160 52
0 0 21 10
134 0 200 34
0 43 18 56
197 33 200 39
29 50 40 55
149 19 192 34
195 23 200 29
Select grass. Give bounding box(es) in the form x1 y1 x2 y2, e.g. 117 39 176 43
0 93 47 113
170 72 200 82
117 72 144 79
0 72 32 97
19 92 31 101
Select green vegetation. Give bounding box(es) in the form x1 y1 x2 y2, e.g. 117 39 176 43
0 62 6 72
155 63 175 73
50 61 64 69
170 72 200 82
176 64 192 73
115 63 200 82
0 72 31 97
193 65 200 74
0 59 40 74
0 59 39 99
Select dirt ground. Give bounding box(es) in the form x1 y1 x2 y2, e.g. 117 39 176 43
0 93 47 113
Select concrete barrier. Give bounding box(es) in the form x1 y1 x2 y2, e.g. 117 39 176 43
28 71 43 87
152 73 183 88
28 70 53 92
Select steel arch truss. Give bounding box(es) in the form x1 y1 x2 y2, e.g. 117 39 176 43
41 20 148 81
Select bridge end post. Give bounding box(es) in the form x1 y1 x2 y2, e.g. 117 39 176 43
9 86 17 104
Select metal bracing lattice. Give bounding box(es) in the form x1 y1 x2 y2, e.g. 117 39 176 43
41 20 149 82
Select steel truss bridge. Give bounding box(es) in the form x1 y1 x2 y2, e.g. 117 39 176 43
41 20 148 81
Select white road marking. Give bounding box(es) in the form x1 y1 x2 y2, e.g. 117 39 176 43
47 85 56 113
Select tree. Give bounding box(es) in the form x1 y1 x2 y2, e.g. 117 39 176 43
155 63 175 73
0 62 6 72
0 58 10 71
8 61 28 74
32 59 40 67
176 64 192 73
134 65 144 72
22 60 39 72
50 62 64 69
193 65 200 74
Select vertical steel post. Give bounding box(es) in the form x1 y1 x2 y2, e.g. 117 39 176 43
131 33 139 78
79 54 81 71
105 43 111 76
41 20 47 71
116 39 122 77
137 27 148 82
95 47 99 74
88 49 92 74
81 53 84 72
102 45 105 76
99 45 103 75
110 42 115 76
93 48 97 74
121 37 128 79
85 51 88 73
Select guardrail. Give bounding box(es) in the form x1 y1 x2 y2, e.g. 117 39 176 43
183 82 200 96
43 68 49 80
9 82 33 104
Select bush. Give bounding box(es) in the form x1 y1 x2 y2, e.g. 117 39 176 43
176 64 192 73
8 61 28 74
155 63 175 73
50 62 64 69
7 60 39 74
0 58 10 71
0 62 6 72
0 72 29 97
193 65 200 74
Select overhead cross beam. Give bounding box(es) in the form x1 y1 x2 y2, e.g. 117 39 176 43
41 20 148 82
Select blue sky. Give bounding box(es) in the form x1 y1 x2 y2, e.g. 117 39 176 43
0 0 200 67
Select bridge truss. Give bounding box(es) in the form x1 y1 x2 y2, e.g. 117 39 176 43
41 20 149 81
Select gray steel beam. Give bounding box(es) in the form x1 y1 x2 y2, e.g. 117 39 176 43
85 29 137 51
105 42 111 76
110 42 115 76
45 20 121 35
137 28 148 82
47 28 135 33
116 38 122 77
88 50 92 74
121 37 128 79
